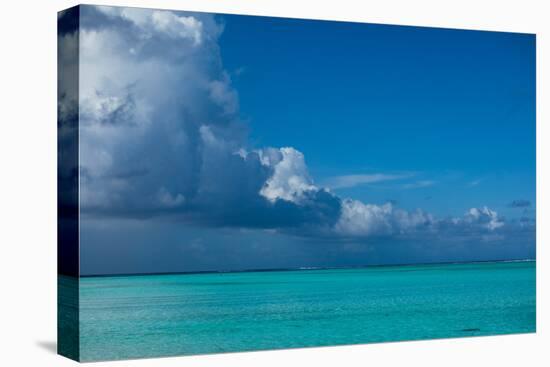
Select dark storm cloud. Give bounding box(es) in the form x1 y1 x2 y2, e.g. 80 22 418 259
75 7 342 233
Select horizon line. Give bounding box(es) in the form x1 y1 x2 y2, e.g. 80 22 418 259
73 258 536 279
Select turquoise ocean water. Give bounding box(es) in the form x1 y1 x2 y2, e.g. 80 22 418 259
64 261 535 361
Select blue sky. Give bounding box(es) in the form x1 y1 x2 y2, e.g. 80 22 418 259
60 6 535 275
219 16 535 219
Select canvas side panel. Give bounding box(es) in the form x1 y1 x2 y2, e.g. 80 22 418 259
57 5 80 362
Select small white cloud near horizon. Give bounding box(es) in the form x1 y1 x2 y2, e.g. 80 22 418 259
464 206 504 231
334 200 434 237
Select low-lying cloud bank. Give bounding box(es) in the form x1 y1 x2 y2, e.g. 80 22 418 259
59 7 534 243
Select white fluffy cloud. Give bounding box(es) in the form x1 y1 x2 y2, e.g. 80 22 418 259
334 200 434 237
333 201 508 238
463 206 504 231
259 147 317 203
97 6 207 45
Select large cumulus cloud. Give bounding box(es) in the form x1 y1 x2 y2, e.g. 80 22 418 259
75 6 534 244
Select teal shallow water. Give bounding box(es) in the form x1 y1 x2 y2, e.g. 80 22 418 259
69 261 535 361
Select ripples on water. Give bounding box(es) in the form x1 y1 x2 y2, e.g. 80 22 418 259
59 261 535 361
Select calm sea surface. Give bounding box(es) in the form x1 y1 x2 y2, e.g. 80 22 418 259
66 261 535 361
